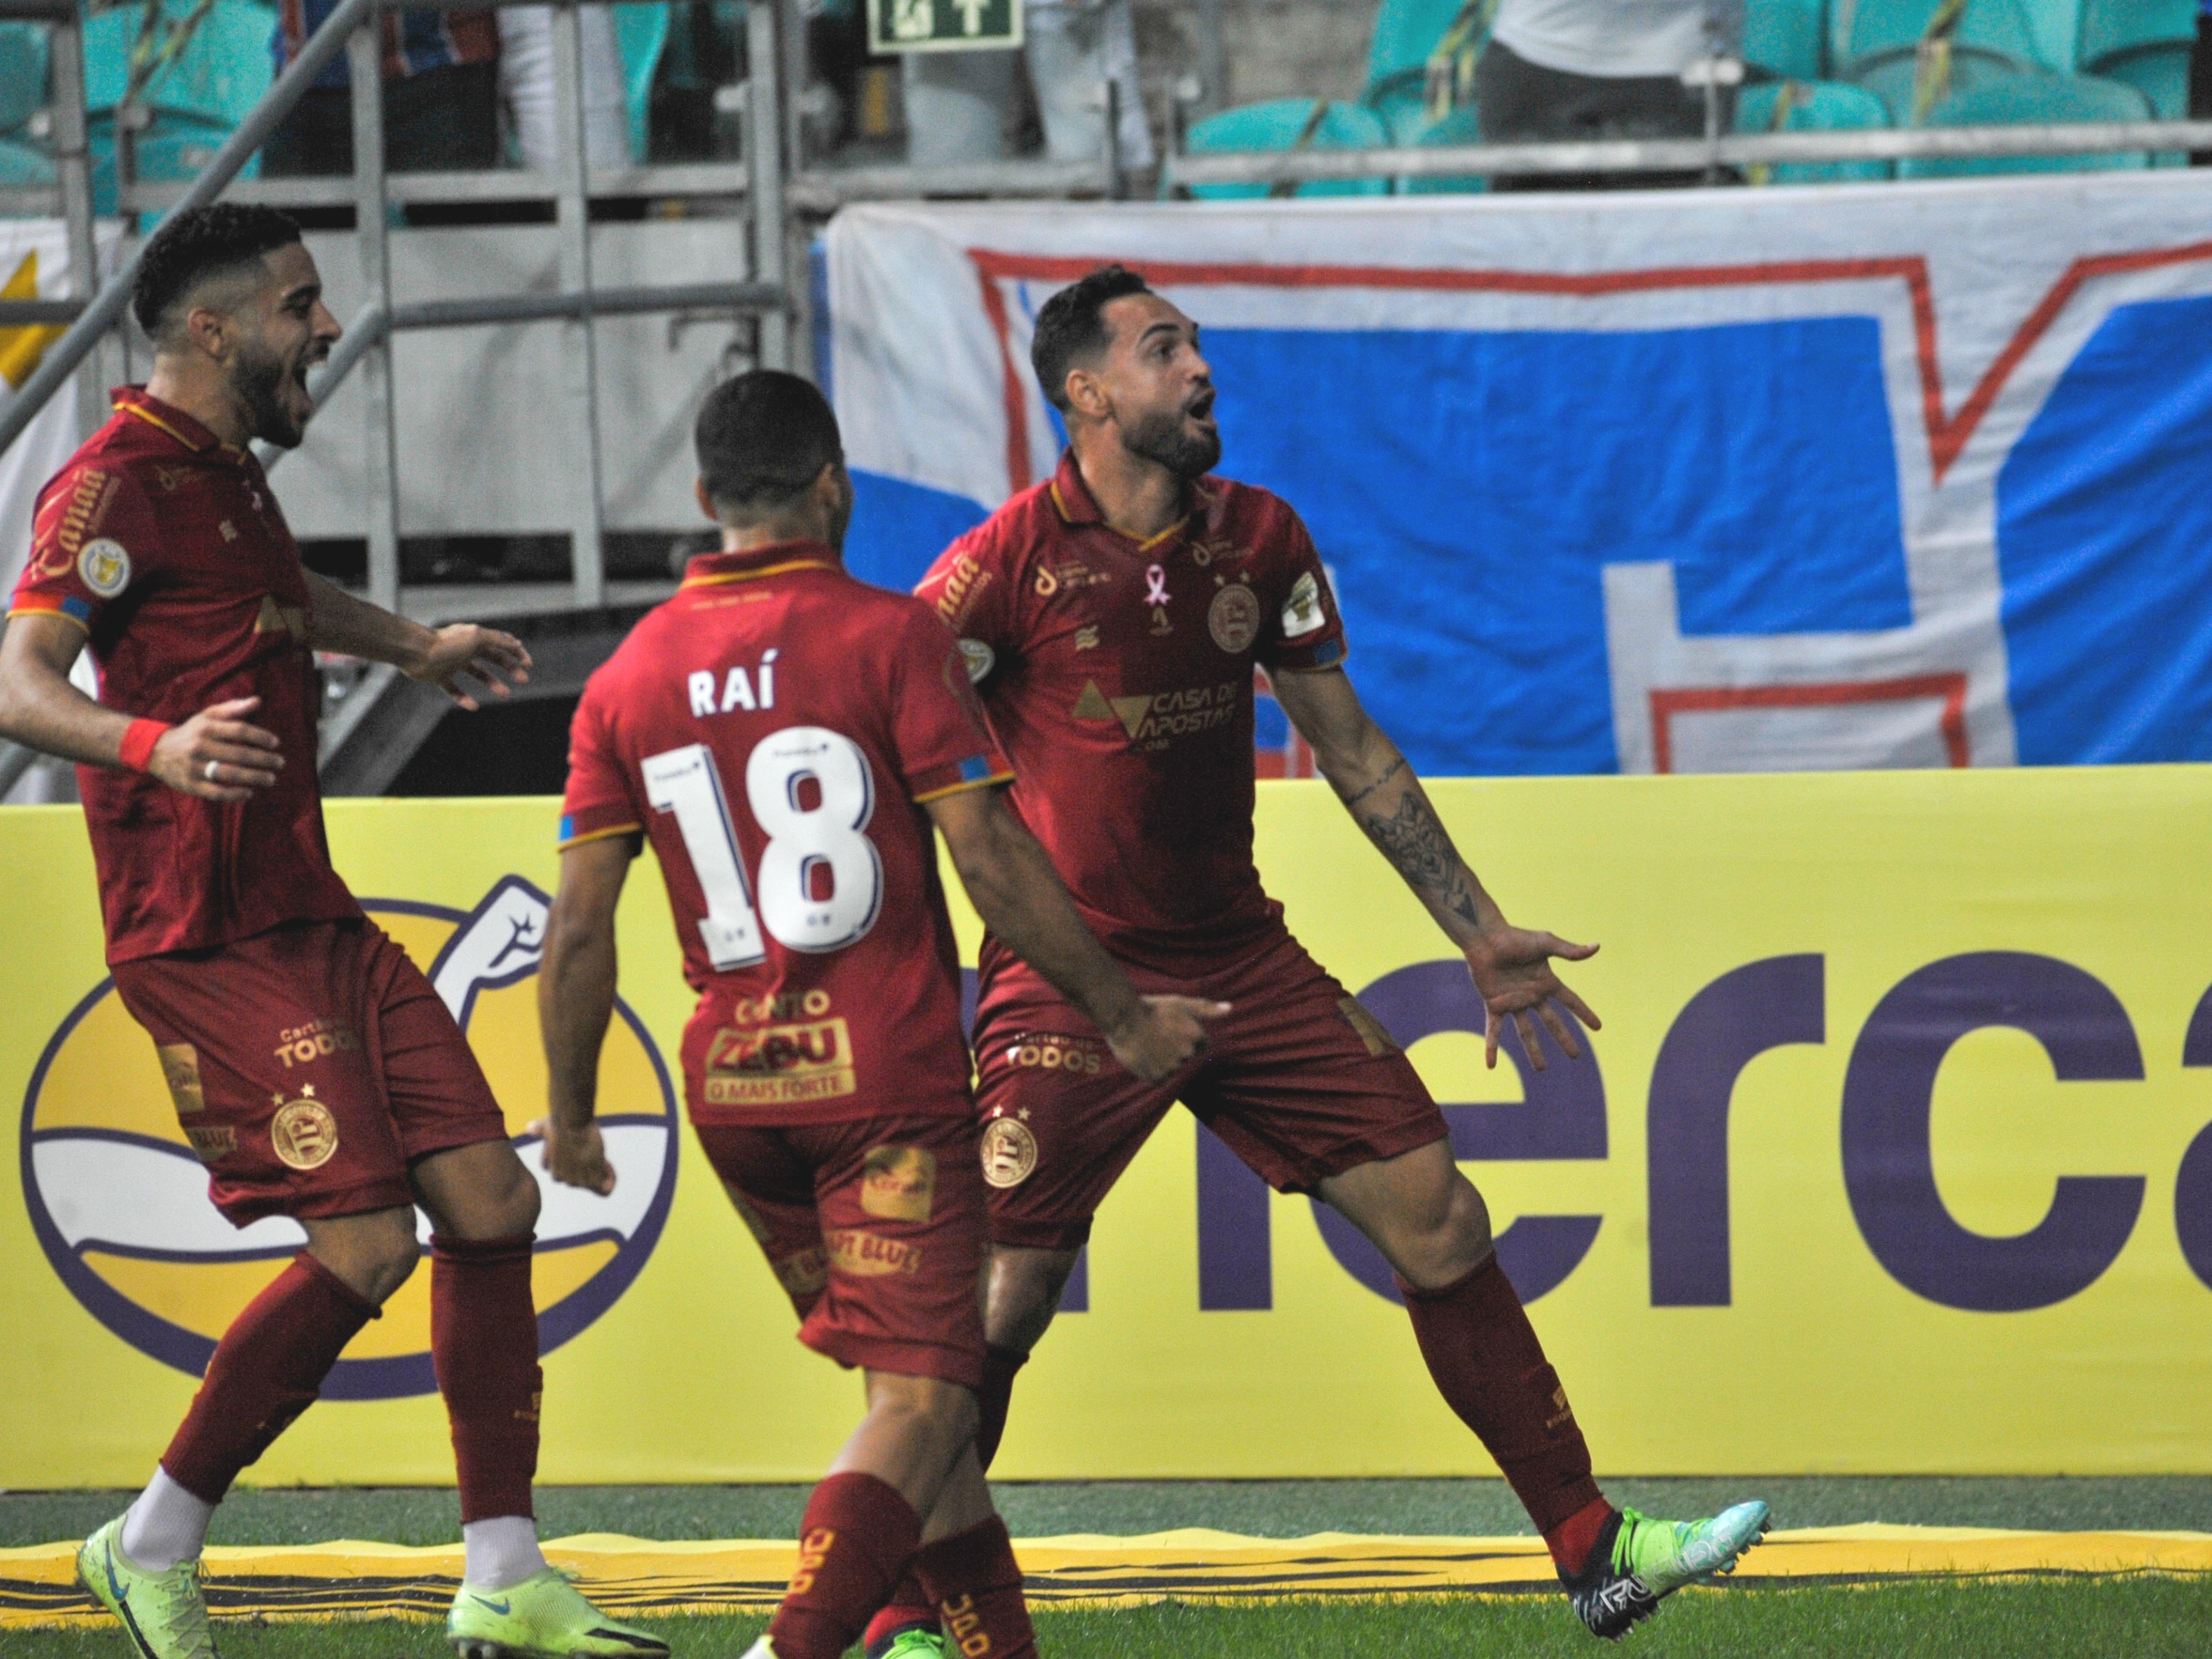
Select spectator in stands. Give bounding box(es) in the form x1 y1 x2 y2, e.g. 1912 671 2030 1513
263 3 502 178
904 0 1153 172
1476 0 1743 189
499 5 630 172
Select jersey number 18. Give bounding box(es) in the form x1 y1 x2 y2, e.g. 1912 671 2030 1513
642 728 884 969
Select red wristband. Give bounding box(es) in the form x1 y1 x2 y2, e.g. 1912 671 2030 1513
118 718 170 773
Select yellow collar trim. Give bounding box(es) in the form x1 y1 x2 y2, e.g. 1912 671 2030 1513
682 557 837 588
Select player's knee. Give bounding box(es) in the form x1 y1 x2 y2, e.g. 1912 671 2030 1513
985 1245 1080 1352
868 1374 979 1450
306 1207 421 1305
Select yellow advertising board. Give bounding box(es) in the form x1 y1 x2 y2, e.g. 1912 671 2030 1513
5 768 2212 1486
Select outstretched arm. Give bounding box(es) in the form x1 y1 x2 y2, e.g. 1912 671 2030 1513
1272 664 1600 1069
303 571 533 710
926 786 1226 1082
0 611 281 800
534 835 636 1194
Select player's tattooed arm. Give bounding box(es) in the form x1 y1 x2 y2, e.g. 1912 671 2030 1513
1272 664 1602 1069
302 571 532 710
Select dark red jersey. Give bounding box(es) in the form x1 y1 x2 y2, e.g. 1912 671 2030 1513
562 542 1012 1125
7 388 360 964
915 453 1346 970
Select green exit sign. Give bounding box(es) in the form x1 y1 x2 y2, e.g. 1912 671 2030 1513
868 0 1023 54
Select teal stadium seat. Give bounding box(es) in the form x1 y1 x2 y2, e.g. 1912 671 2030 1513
85 0 273 214
1398 102 1487 192
1837 0 2053 119
1362 0 1490 144
612 2 671 164
1897 69 2154 174
1745 0 1829 80
0 21 51 136
2079 0 2194 123
1182 99 1391 200
1736 78 1894 180
0 134 52 189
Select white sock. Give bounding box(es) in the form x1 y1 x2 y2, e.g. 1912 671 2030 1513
118 1468 216 1573
462 1514 548 1591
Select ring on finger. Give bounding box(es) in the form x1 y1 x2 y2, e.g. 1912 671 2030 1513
203 759 220 782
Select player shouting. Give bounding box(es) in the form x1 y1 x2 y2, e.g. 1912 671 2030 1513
536 371 1218 1659
0 205 663 1659
862 266 1769 1651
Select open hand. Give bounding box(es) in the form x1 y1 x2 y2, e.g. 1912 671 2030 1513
1464 927 1601 1071
409 624 532 710
1104 995 1232 1083
149 696 282 801
529 1115 616 1195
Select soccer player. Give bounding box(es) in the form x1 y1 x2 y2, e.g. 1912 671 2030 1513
535 370 1219 1659
0 205 663 1659
864 266 1770 1651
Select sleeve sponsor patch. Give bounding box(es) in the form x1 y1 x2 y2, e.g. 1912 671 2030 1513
77 538 130 598
1281 571 1328 639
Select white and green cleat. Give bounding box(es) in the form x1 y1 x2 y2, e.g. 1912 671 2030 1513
1561 1500 1770 1640
76 1516 219 1659
447 1567 671 1658
873 1632 946 1659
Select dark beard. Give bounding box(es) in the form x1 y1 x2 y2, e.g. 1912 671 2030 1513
1123 404 1221 479
236 340 306 449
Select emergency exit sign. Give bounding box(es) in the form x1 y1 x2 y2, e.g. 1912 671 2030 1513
868 0 1022 54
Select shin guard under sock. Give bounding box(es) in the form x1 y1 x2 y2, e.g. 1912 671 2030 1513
768 1472 923 1659
1399 1255 1607 1568
430 1234 542 1524
160 1252 377 1505
913 1515 1037 1659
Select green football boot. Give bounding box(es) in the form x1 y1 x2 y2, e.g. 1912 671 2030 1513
447 1566 670 1658
76 1515 219 1659
873 1631 947 1659
1561 1500 1770 1640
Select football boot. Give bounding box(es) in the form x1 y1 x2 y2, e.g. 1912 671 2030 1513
448 1566 669 1658
77 1515 219 1659
1561 1499 1770 1640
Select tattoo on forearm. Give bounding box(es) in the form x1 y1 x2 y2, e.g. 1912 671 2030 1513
1337 756 1405 808
1359 789 1483 929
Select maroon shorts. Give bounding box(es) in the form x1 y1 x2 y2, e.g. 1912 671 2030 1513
109 919 509 1227
691 1113 988 1389
973 925 1448 1250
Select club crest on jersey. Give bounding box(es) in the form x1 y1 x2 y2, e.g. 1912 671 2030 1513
269 1091 340 1171
77 538 130 598
980 1115 1038 1188
1208 583 1260 654
1282 572 1328 639
957 638 995 684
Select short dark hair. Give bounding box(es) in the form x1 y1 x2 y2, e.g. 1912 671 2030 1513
694 370 843 516
1030 264 1152 413
132 203 303 342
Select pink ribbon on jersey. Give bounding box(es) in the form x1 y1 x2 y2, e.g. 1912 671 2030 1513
1145 563 1169 607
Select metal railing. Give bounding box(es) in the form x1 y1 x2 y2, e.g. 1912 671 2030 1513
1163 118 2212 192
0 0 793 620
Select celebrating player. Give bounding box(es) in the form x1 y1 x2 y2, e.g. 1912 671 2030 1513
0 205 663 1659
536 370 1219 1659
861 266 1769 1651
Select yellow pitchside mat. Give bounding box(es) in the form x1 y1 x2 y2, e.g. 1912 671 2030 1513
5 1527 2211 1628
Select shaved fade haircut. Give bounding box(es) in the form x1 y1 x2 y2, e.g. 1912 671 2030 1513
131 203 304 345
694 370 844 519
1030 264 1152 413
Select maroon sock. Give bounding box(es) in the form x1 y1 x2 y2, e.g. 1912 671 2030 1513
161 1252 378 1503
430 1234 541 1523
1398 1256 1608 1569
768 1472 923 1659
974 1344 1029 1471
862 1564 939 1656
913 1515 1036 1659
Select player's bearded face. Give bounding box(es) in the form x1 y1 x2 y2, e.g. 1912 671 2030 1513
1121 384 1221 480
231 247 334 450
1101 298 1220 480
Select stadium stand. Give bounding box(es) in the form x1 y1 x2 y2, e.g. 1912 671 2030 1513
1736 77 1895 181
1897 66 2155 172
84 0 272 216
2077 0 2197 119
1180 96 1392 200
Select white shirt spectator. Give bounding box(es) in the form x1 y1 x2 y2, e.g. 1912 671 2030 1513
1492 0 1744 80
